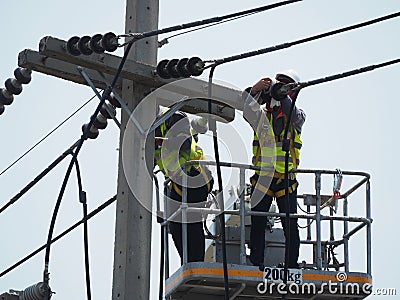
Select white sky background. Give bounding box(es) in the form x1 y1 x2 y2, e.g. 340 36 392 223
0 0 399 299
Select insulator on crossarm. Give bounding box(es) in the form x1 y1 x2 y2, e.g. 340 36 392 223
89 33 105 54
0 87 14 106
165 59 180 78
19 282 48 300
156 59 171 79
66 36 81 56
14 67 32 84
82 123 99 139
176 58 191 78
186 57 204 77
66 32 118 56
5 78 23 95
77 35 93 55
100 102 117 119
156 56 204 79
101 32 118 52
0 68 32 116
93 113 108 130
106 92 121 108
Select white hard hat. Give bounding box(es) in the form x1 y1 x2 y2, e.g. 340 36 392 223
275 69 300 83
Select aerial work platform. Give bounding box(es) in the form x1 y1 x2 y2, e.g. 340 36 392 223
158 166 372 300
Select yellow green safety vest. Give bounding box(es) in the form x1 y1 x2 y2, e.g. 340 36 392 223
155 122 204 178
252 111 302 175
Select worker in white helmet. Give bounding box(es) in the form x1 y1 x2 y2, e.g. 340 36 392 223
243 69 306 269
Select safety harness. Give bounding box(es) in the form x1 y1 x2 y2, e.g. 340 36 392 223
156 121 212 196
252 108 302 197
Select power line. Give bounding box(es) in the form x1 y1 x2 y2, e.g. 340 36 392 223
296 58 400 89
158 11 260 47
0 94 96 177
0 140 79 215
0 195 116 278
73 157 92 300
120 0 302 46
206 11 400 67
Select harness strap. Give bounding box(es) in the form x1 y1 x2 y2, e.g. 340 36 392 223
251 178 298 198
171 166 212 197
172 182 183 196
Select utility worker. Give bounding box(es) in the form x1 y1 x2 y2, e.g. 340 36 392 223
243 70 306 269
154 109 213 263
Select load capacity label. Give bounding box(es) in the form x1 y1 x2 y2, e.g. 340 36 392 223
263 267 303 284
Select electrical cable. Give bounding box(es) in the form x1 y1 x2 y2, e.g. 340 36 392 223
73 157 92 300
294 58 400 91
120 0 302 46
158 11 260 47
280 95 297 300
297 203 314 214
159 224 165 300
0 140 79 215
0 94 96 178
296 203 315 228
203 193 221 240
153 173 165 300
204 11 400 68
207 67 230 300
298 223 313 229
0 195 116 278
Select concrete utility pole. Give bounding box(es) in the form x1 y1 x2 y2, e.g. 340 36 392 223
111 1 159 299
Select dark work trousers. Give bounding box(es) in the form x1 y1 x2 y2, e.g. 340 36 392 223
166 176 213 264
249 175 300 268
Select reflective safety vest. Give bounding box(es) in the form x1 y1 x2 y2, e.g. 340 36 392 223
252 110 302 176
155 122 205 178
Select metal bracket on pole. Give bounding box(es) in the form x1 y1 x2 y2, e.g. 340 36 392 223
109 89 146 135
77 67 121 129
77 66 149 135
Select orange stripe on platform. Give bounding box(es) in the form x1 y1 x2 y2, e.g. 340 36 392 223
302 273 372 284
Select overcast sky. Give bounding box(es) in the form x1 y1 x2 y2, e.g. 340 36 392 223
1 1 399 299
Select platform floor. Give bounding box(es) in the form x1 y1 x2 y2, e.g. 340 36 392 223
165 262 372 299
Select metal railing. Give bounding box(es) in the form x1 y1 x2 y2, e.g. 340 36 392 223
157 160 372 279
